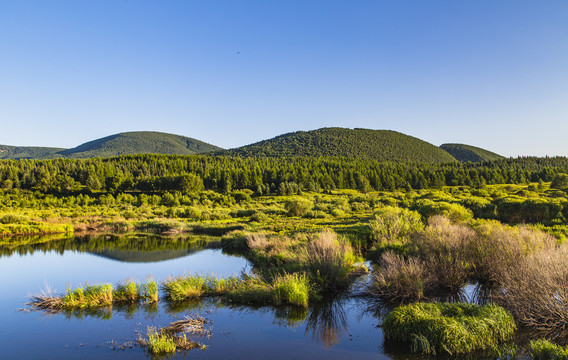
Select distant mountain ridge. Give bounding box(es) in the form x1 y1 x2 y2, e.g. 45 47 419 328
58 131 222 158
0 145 64 160
0 128 505 163
221 127 457 163
440 143 504 162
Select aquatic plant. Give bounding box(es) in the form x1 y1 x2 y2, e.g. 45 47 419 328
63 283 113 308
162 275 207 301
139 314 211 355
383 302 516 355
113 281 140 302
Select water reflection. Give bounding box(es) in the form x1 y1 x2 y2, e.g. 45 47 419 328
0 233 222 261
305 298 349 347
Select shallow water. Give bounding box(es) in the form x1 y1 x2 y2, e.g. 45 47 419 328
0 234 391 360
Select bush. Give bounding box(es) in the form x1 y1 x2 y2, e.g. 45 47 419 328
369 251 430 301
285 197 313 217
551 173 568 189
369 206 423 245
383 302 516 355
415 201 473 223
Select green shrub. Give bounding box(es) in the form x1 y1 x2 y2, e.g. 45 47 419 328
369 206 423 245
285 197 313 217
383 302 516 355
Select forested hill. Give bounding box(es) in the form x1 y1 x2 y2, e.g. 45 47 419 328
440 143 504 163
222 128 457 163
58 131 222 158
0 145 64 160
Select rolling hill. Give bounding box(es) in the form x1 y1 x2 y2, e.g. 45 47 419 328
222 127 457 163
58 131 222 158
440 143 504 163
0 145 65 160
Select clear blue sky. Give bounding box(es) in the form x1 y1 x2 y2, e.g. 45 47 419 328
1 0 567 157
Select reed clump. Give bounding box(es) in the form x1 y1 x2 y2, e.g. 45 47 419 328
304 230 355 291
383 302 516 355
63 284 113 308
162 274 241 301
492 246 568 331
369 251 431 301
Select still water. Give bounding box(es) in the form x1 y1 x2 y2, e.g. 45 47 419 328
0 234 388 360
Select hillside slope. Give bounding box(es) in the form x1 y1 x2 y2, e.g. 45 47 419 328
0 145 65 160
223 128 456 163
440 143 504 162
58 131 222 158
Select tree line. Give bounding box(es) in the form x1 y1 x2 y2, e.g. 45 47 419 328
0 155 567 195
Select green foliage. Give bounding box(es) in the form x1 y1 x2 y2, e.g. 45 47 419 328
285 197 313 217
414 200 473 223
0 144 64 160
383 302 516 355
551 173 568 189
222 127 457 163
530 339 568 360
440 143 504 163
369 206 423 245
113 281 140 302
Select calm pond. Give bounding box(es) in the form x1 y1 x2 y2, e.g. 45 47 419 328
0 234 395 360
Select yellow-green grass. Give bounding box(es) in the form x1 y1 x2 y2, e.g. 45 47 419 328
383 302 516 355
63 284 113 308
530 339 568 360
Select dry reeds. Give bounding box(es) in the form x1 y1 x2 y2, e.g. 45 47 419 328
409 216 474 290
139 314 212 355
492 246 568 331
304 230 354 291
370 251 431 301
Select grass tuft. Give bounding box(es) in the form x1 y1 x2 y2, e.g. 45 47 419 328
530 339 568 360
383 302 516 355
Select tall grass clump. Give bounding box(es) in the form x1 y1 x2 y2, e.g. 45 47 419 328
162 275 207 301
113 281 140 302
140 280 159 302
369 251 431 301
224 274 274 305
530 339 568 360
304 230 354 291
272 273 310 308
493 246 568 330
63 283 113 308
409 216 474 290
383 302 516 355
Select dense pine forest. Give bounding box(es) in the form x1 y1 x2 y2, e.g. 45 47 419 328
0 154 567 194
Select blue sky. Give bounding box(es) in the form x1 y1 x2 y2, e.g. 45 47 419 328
1 1 567 157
